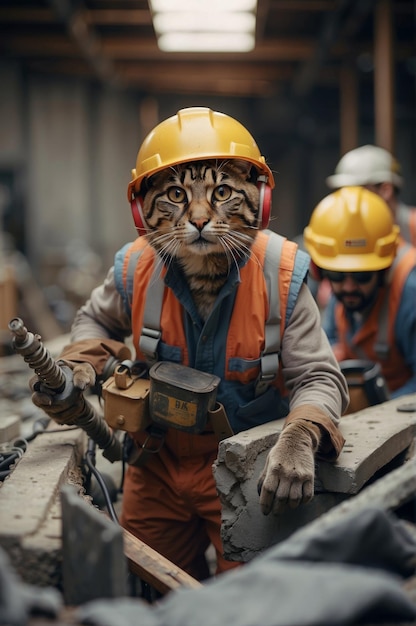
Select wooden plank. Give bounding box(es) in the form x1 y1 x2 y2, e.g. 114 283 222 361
122 529 202 595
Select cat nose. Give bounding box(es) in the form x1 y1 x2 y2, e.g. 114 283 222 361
192 217 209 231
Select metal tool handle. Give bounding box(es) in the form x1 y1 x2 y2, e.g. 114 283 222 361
9 317 122 462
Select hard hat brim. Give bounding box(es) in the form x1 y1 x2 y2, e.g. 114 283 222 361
308 251 394 273
326 172 403 189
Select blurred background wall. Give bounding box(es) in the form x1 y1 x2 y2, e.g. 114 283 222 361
0 0 415 342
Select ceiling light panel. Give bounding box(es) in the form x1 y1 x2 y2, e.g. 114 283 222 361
149 0 257 52
150 0 257 12
158 33 255 53
153 12 256 34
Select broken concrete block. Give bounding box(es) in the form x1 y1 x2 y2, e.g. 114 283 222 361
213 394 416 562
0 422 86 586
61 485 128 605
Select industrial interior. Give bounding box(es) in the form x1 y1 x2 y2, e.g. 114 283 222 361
0 2 416 625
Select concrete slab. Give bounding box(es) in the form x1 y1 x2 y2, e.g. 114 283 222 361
0 422 86 585
213 394 416 562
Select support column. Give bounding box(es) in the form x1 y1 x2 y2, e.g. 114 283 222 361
374 0 395 151
340 61 359 155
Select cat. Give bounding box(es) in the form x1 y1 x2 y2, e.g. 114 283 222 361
141 159 261 321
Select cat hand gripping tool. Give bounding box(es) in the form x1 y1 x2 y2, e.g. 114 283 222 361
8 317 122 462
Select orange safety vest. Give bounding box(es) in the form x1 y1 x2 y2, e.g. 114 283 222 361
334 245 416 392
114 230 310 432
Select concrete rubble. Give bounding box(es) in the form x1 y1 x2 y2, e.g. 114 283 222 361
1 334 416 605
213 395 416 562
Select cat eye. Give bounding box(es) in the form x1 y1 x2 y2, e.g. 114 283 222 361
212 185 232 201
167 186 187 203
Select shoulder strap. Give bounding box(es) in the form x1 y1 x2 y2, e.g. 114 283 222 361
255 232 285 395
139 265 165 362
114 239 147 317
114 240 164 362
255 231 309 395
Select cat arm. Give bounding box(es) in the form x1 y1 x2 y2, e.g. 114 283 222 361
258 283 348 515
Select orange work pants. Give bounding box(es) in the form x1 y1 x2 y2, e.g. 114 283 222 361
120 428 242 581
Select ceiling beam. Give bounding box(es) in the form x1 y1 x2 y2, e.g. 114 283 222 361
47 0 122 87
83 9 152 25
1 35 316 59
3 33 382 64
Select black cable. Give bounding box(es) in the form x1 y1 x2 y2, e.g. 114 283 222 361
84 438 119 524
0 440 26 481
24 417 51 442
0 452 20 471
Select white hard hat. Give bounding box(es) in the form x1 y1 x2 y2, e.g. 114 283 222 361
326 145 403 189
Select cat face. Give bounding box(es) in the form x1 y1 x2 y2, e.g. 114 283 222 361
141 159 260 264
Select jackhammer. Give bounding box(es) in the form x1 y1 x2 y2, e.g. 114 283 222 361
8 317 122 462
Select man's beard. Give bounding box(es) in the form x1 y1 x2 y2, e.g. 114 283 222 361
334 289 377 313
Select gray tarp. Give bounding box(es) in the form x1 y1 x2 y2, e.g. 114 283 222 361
78 506 416 626
2 506 416 625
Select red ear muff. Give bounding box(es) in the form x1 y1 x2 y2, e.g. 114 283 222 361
257 177 272 229
130 196 148 236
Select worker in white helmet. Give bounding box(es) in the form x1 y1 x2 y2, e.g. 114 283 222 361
326 145 416 247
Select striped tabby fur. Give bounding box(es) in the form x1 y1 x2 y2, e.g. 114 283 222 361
142 159 261 320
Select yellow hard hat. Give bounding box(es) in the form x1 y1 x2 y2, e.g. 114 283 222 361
303 186 400 272
127 107 274 201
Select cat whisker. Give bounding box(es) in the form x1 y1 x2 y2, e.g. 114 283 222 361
149 229 174 246
218 236 241 280
151 255 166 285
150 239 182 285
150 229 177 253
222 232 263 271
228 230 254 246
222 232 252 258
229 231 263 265
216 160 230 174
157 237 178 262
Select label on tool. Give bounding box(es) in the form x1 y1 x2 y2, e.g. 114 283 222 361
152 391 197 427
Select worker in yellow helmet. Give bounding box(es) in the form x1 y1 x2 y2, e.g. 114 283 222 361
30 107 348 580
304 186 416 398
